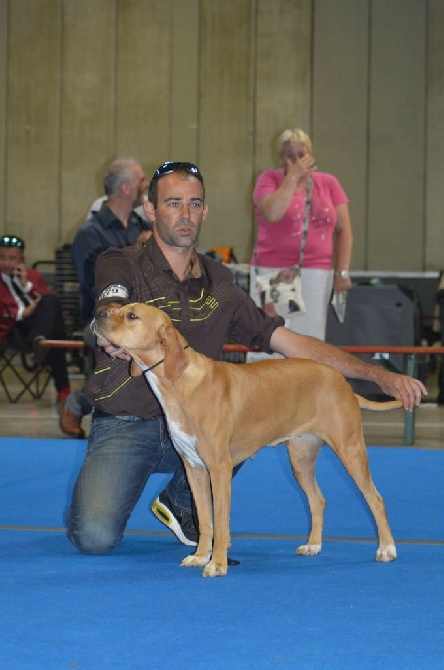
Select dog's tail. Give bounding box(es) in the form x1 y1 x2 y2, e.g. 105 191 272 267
355 394 403 411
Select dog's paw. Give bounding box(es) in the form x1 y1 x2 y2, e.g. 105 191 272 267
376 544 397 562
295 543 322 556
181 552 211 568
203 560 228 577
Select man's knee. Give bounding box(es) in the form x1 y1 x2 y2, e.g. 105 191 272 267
67 519 121 555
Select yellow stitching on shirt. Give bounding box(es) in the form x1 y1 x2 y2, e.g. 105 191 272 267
94 375 132 401
145 296 167 304
94 366 112 374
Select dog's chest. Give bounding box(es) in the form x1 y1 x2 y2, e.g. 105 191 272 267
145 371 205 469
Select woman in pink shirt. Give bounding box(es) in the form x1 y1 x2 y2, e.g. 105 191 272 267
250 128 353 354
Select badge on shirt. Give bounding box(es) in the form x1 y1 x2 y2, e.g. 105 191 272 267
98 284 129 301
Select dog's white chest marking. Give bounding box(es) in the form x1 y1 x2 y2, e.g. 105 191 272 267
167 417 205 469
144 370 205 469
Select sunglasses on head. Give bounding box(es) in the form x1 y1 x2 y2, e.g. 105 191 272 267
0 235 25 249
150 161 203 184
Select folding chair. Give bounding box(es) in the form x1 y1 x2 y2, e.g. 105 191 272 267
0 329 51 403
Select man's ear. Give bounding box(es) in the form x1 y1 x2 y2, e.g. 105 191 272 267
143 200 155 222
120 180 131 197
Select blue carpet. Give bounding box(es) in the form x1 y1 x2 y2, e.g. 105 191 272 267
1 438 443 669
1 438 442 541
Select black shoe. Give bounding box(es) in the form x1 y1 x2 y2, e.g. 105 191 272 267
152 491 198 546
227 557 240 566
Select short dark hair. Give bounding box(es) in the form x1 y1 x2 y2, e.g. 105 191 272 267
148 162 205 208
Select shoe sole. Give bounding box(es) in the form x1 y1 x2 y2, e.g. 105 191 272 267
151 497 197 547
58 401 86 439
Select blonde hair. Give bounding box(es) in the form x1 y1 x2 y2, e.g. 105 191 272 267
277 129 313 154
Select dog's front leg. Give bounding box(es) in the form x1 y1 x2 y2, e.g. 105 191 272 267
180 464 214 569
203 461 233 577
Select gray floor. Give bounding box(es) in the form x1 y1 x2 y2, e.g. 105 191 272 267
0 356 443 448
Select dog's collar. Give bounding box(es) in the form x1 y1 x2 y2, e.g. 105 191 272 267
136 345 190 374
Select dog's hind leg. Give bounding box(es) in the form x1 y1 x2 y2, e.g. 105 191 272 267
286 434 325 556
329 433 397 562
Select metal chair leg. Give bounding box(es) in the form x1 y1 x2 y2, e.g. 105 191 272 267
0 349 51 403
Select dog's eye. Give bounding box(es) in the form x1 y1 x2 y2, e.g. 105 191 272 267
126 312 139 320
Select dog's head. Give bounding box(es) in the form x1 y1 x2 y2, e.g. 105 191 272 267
93 302 189 381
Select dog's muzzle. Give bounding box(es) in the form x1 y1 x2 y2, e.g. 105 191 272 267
91 307 112 338
90 318 101 338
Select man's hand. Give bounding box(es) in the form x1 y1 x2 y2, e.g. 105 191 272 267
14 262 28 287
97 335 131 361
372 368 427 412
23 295 41 318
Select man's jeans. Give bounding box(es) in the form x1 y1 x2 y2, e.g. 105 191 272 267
67 413 191 554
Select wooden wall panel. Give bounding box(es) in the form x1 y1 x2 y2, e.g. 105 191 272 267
426 0 444 271
116 0 174 176
0 0 7 226
60 0 116 238
368 0 426 270
170 0 199 163
313 0 369 269
198 0 255 261
0 0 439 271
6 0 61 259
255 0 312 174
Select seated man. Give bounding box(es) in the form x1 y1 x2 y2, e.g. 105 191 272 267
0 234 73 415
60 157 152 438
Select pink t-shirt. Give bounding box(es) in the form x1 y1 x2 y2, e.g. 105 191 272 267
252 170 348 269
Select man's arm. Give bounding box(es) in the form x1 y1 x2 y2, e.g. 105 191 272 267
270 326 426 412
72 226 109 323
92 248 135 361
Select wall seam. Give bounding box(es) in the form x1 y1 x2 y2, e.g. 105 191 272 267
3 0 11 228
57 0 64 243
365 0 372 271
195 0 201 162
309 0 314 137
114 0 119 157
250 0 258 245
422 0 429 270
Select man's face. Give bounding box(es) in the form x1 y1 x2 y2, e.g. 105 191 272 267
0 247 22 276
147 172 208 248
129 164 148 208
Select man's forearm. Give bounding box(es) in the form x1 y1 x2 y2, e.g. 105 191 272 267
270 326 378 381
269 326 426 411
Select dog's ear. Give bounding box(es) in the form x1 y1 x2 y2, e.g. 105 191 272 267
158 323 189 381
130 360 143 377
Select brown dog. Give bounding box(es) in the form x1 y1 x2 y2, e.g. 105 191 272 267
94 302 403 577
